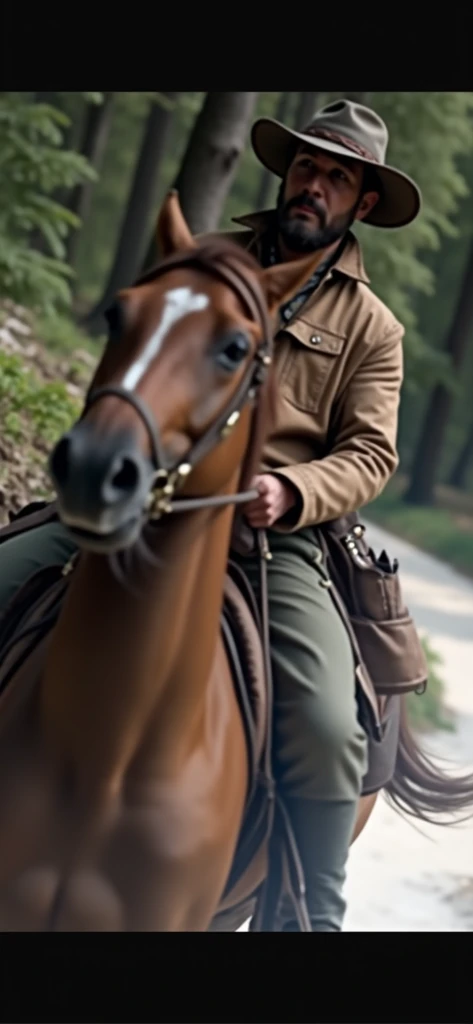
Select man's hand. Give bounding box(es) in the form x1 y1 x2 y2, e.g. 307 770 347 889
244 473 297 528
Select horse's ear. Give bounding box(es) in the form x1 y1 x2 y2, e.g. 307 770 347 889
156 190 197 256
257 252 326 315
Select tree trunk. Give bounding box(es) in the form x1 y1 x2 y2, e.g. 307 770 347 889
65 93 115 269
83 92 179 335
448 415 473 489
141 91 259 273
172 91 259 236
404 235 473 505
255 92 292 210
293 92 323 129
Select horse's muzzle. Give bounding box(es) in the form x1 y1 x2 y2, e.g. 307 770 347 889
49 421 154 550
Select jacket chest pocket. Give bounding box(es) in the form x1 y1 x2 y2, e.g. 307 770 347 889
277 320 347 414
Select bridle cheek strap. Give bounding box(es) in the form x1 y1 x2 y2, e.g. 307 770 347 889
81 245 274 520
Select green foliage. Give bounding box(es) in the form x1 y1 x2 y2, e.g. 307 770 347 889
406 636 453 733
80 92 104 105
34 309 100 357
398 149 473 474
0 94 96 315
355 92 473 386
72 91 159 303
25 379 80 444
0 349 80 445
154 93 179 113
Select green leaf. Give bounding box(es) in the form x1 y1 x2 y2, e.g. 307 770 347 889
81 92 104 105
0 94 97 315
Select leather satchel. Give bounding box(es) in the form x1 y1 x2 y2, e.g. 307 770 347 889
318 511 428 697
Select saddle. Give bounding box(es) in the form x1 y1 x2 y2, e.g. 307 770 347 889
0 501 310 933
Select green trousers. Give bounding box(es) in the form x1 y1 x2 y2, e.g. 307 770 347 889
0 520 367 930
234 528 367 930
234 528 367 801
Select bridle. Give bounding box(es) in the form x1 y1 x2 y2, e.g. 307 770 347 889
81 245 274 522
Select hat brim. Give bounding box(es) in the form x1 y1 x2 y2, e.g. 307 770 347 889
251 118 421 229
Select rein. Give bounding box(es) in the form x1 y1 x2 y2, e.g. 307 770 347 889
82 245 274 522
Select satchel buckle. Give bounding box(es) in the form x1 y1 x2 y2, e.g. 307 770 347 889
342 531 370 570
62 555 77 576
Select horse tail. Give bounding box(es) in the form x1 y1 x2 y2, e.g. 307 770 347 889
384 695 473 824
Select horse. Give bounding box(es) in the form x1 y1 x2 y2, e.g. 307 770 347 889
0 191 472 931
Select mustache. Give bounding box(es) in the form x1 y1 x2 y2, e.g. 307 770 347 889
284 194 326 225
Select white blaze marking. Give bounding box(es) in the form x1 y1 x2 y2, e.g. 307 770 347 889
121 286 209 391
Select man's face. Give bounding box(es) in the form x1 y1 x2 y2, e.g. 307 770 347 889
276 144 378 253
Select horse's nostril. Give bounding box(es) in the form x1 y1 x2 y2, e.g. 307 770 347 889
50 436 71 486
49 423 148 518
108 456 140 498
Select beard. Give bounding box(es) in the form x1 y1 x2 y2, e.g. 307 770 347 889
276 181 359 254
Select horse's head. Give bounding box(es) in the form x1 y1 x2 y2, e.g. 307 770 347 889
49 192 322 552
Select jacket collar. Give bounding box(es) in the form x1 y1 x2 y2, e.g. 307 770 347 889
231 209 370 285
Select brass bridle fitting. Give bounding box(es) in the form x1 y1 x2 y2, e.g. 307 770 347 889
147 462 192 519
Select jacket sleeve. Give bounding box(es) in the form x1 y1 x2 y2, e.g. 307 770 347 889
271 323 404 531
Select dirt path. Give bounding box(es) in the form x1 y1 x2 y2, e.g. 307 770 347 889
239 522 473 932
344 522 473 931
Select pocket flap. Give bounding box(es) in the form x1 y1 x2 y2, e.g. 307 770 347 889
281 318 346 356
351 616 428 695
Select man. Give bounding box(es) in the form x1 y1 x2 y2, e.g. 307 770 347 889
219 97 421 931
0 99 421 932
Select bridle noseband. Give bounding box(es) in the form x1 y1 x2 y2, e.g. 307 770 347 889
81 246 274 521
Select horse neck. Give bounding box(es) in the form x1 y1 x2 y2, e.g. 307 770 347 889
40 465 243 788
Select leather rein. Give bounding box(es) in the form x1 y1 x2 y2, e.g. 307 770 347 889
82 245 274 522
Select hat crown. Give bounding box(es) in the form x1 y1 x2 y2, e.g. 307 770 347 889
302 99 388 165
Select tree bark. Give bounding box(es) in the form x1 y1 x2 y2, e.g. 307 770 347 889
255 92 292 210
65 93 115 269
404 235 473 505
141 91 259 273
83 92 179 335
448 415 473 489
172 91 259 236
293 92 323 129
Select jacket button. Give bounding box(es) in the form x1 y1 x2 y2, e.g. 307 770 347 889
310 334 322 345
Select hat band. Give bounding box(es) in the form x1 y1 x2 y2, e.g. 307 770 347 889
303 126 378 163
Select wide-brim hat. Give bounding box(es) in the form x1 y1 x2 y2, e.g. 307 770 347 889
251 98 421 229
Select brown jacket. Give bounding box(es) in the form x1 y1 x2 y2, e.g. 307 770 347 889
217 210 404 531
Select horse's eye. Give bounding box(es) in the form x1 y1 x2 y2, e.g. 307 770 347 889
215 331 251 372
104 301 124 341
